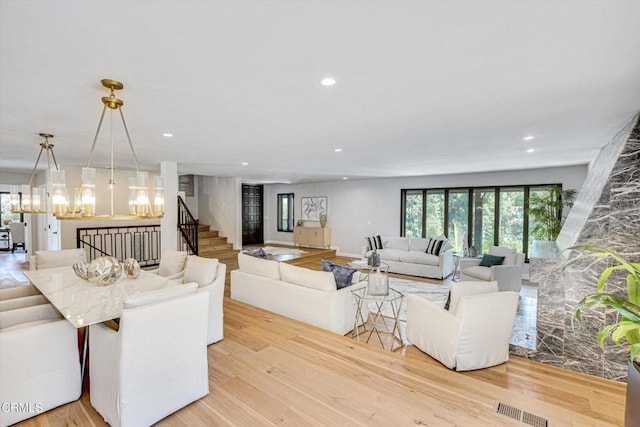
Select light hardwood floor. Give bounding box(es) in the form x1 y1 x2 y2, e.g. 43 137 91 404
1 251 626 426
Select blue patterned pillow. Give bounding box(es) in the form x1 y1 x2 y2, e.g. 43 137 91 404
321 259 357 289
321 259 335 272
331 264 357 289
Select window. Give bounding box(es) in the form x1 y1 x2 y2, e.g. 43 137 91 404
277 193 294 232
402 190 424 237
0 192 22 226
401 184 561 259
447 190 468 253
425 190 445 237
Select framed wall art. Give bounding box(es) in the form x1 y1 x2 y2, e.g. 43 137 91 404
301 196 327 221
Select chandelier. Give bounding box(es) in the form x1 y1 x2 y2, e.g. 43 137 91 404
54 79 164 220
10 133 60 214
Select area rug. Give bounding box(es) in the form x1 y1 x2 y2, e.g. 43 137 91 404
262 246 307 256
367 277 450 321
367 277 536 349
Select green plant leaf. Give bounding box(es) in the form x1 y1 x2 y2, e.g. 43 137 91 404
629 274 640 306
597 324 617 348
611 321 640 345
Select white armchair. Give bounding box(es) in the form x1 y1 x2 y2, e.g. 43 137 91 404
0 285 41 301
178 255 226 345
29 248 87 271
406 281 519 371
0 304 82 426
459 246 525 292
89 282 209 427
148 249 189 280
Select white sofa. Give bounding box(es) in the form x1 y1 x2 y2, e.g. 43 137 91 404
363 236 454 279
230 253 368 335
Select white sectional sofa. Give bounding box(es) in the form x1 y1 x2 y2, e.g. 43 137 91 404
230 253 368 335
363 236 454 279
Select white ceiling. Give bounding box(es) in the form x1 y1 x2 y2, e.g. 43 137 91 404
1 1 639 184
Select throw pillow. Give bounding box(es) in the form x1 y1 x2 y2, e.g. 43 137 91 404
479 254 505 267
320 259 335 272
331 264 358 289
365 235 383 251
425 238 444 255
321 259 357 289
243 248 269 259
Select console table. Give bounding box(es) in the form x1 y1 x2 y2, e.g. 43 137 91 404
293 226 331 248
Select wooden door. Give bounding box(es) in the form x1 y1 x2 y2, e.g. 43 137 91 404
242 184 263 245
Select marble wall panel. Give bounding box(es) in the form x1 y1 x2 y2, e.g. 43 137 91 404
526 115 640 383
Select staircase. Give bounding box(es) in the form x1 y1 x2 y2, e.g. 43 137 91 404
196 225 239 265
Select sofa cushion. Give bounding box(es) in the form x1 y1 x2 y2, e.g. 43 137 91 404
157 250 188 277
238 253 281 280
280 263 335 291
183 256 219 287
365 235 383 251
382 237 410 251
376 248 406 262
489 246 517 265
462 265 493 281
479 254 505 267
435 235 454 252
35 248 86 270
399 251 440 266
409 238 430 252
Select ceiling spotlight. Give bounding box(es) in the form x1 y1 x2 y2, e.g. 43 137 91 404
342 177 348 180
526 148 535 153
162 133 173 138
241 162 248 166
321 77 336 86
523 135 535 141
334 148 342 152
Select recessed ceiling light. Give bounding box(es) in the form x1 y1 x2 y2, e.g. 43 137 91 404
241 162 248 166
526 148 535 153
342 177 348 180
523 135 535 141
162 133 173 138
321 77 336 86
334 148 342 152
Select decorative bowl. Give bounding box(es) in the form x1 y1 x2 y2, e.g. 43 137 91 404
123 258 141 279
73 256 123 286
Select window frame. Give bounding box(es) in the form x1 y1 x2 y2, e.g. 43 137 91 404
276 193 295 232
400 183 562 260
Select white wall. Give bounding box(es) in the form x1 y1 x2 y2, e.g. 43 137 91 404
263 165 588 256
198 176 242 249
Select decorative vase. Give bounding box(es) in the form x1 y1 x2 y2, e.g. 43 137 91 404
319 214 327 227
627 361 640 427
368 250 380 267
123 258 141 279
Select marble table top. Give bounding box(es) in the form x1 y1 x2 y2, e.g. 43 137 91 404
24 267 180 328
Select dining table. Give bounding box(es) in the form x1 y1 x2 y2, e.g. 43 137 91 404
23 266 181 383
24 267 181 328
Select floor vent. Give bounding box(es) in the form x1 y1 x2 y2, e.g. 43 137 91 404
495 402 549 427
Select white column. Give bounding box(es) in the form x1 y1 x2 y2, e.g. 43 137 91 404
160 161 178 253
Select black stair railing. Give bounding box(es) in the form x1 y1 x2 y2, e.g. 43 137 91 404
76 225 162 267
178 196 198 255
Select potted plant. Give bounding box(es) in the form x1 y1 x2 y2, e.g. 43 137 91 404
528 186 576 241
567 244 639 427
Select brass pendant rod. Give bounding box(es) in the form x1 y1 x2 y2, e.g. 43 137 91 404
27 144 45 187
49 142 60 171
118 107 141 171
110 108 115 217
86 103 108 167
